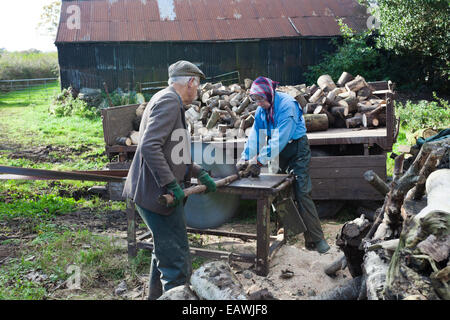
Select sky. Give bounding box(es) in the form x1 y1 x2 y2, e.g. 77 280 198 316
0 0 57 52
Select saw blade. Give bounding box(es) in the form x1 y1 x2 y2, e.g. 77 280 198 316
185 142 241 229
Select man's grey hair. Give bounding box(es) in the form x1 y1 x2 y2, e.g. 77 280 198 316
168 76 200 86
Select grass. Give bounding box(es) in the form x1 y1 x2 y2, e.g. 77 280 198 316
386 94 449 177
0 81 141 299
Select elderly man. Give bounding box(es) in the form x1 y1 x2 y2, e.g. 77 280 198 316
237 76 330 254
123 60 216 299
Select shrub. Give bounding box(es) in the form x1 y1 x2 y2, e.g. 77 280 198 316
0 50 59 80
395 93 450 132
49 89 99 119
304 20 389 85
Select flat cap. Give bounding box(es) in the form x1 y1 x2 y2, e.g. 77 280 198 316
168 60 205 79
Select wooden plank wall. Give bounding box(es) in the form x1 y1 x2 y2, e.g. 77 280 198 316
310 155 386 200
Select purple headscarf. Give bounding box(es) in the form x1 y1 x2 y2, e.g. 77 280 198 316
249 76 279 123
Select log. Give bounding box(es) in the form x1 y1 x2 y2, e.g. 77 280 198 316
115 136 132 146
383 169 450 300
317 74 337 91
135 103 147 117
357 103 378 114
324 255 348 277
330 106 347 128
312 276 364 300
129 130 140 145
304 114 329 132
364 170 390 196
295 94 308 108
304 103 319 114
309 88 323 103
362 113 386 128
337 72 354 87
235 96 250 114
345 75 369 92
343 92 358 116
244 78 253 89
158 285 199 300
357 86 372 101
229 92 243 107
345 113 363 128
190 261 248 300
336 215 372 278
393 154 405 183
206 109 220 129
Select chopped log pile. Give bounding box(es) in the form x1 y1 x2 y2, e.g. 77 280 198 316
333 136 450 300
124 72 389 145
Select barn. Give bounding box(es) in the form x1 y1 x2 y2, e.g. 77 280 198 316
55 0 368 91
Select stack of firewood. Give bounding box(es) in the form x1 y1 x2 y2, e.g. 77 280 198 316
119 72 389 145
322 136 450 300
283 72 388 131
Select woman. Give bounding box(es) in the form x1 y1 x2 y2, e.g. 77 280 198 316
237 76 330 253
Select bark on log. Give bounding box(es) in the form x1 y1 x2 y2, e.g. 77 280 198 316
206 109 220 129
312 276 364 300
336 215 372 277
309 88 323 103
115 136 131 146
190 261 248 300
129 130 140 145
324 255 348 277
364 170 390 196
345 75 369 92
304 103 319 114
345 114 363 128
235 96 250 115
337 72 354 87
330 106 347 128
158 285 199 300
304 114 329 132
317 74 337 91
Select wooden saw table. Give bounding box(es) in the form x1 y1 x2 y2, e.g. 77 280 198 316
126 173 294 276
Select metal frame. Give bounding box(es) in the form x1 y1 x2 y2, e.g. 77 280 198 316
126 175 293 276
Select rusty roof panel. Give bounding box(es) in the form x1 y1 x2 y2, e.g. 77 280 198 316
90 21 109 41
56 0 369 43
91 1 109 22
179 20 200 41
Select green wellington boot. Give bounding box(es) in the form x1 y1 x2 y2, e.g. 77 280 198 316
315 239 330 254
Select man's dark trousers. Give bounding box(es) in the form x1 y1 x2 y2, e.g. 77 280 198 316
136 202 191 299
278 135 325 244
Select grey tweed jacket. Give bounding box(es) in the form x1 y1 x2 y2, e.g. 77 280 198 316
122 86 201 215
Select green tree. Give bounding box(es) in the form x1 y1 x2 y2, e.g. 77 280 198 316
372 0 450 88
38 0 61 39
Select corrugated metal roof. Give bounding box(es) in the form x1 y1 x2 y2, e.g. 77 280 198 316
56 0 368 43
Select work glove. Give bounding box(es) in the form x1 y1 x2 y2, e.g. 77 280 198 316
236 159 248 172
165 180 185 207
242 157 263 178
197 170 217 193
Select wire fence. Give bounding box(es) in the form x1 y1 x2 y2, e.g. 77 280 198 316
0 78 60 105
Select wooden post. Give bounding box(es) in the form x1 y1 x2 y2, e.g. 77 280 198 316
126 199 137 259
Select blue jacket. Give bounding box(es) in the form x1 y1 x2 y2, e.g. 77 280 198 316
241 91 306 165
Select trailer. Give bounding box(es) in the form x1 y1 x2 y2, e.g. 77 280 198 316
101 81 398 207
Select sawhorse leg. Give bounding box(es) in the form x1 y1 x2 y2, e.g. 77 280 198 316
126 199 137 260
256 197 272 276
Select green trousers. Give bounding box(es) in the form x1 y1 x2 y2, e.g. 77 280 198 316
136 203 192 299
278 135 325 243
